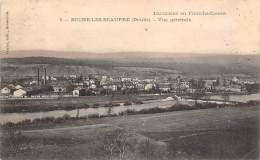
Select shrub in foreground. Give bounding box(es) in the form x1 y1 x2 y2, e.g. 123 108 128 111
124 102 132 106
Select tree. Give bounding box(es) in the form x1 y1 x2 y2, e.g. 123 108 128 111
143 138 153 160
204 93 211 103
103 129 128 160
66 84 75 93
222 92 230 103
76 107 80 118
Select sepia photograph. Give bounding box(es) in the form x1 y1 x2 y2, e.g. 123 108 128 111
0 0 259 159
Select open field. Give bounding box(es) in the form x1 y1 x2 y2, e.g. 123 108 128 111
1 106 259 160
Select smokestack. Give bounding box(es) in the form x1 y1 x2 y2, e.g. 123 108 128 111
37 68 40 87
44 68 47 85
49 74 51 82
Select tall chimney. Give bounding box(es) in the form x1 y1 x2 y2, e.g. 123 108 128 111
37 68 40 87
44 68 47 85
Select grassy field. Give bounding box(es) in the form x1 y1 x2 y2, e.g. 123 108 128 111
1 106 259 160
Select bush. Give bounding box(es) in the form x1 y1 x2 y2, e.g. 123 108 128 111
63 106 76 111
113 103 120 107
138 107 164 114
3 122 15 127
88 114 100 118
19 119 31 125
169 104 191 111
134 100 144 105
104 103 113 108
124 102 132 106
32 118 42 123
54 117 66 123
41 117 55 123
125 109 135 114
247 100 260 106
203 103 217 108
63 114 71 120
104 103 120 107
118 112 126 116
93 103 100 108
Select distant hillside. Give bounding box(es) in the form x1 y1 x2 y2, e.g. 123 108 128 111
1 52 259 80
2 50 260 66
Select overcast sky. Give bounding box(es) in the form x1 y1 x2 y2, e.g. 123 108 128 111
0 0 259 58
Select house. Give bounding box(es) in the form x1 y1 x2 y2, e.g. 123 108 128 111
13 88 27 97
122 82 135 90
102 83 118 91
226 87 242 93
121 77 132 82
231 77 240 84
84 80 90 86
50 77 57 81
143 79 155 83
72 89 80 96
144 83 154 91
180 81 190 90
1 87 11 95
89 79 95 84
29 80 37 85
109 84 117 91
203 80 217 90
41 76 57 81
101 75 108 80
73 88 87 96
51 81 70 93
15 85 23 90
158 83 171 92
243 80 255 85
53 85 66 93
69 75 77 79
112 82 123 90
106 84 117 91
72 82 84 87
136 82 145 91
187 88 200 94
89 84 97 89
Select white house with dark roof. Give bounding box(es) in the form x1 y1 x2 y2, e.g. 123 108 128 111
72 89 80 96
15 85 23 90
1 87 11 95
13 88 27 97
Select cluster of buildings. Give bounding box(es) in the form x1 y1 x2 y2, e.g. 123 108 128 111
0 68 259 98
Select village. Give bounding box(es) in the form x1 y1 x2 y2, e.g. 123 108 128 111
0 67 258 99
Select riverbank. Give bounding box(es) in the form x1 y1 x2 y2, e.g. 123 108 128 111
0 94 166 113
1 93 259 125
1 99 258 128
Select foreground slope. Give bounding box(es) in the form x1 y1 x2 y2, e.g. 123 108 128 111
1 106 259 160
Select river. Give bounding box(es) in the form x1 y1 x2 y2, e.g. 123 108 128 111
1 93 259 124
0 98 178 124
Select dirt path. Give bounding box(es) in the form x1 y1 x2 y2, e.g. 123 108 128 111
22 123 112 133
